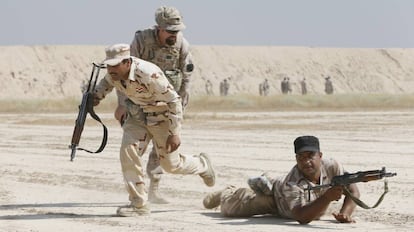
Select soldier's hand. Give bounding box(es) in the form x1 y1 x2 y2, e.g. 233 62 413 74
114 105 127 126
323 186 343 202
333 212 355 223
178 89 189 108
166 134 181 153
93 94 101 106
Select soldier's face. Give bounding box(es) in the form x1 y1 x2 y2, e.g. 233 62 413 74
159 28 178 46
107 59 131 81
296 151 322 178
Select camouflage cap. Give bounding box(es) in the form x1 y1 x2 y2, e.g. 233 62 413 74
102 44 131 66
155 6 186 31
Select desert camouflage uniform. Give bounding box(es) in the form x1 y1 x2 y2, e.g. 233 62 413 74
220 158 344 218
122 27 194 202
94 57 207 208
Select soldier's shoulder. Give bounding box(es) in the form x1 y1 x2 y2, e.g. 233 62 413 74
134 27 157 40
134 58 162 73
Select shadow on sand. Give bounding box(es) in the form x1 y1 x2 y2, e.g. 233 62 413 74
201 212 340 229
0 202 123 220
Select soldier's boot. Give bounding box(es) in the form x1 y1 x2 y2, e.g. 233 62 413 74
116 204 151 217
199 153 216 187
148 177 169 204
146 148 169 204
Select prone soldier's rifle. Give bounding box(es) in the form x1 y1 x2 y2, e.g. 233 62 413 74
305 167 397 209
69 63 108 161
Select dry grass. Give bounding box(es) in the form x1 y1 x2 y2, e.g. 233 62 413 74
0 94 413 114
186 94 414 112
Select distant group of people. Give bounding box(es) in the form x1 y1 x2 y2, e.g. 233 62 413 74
205 78 230 96
281 77 293 94
280 75 334 95
204 76 334 96
219 78 230 96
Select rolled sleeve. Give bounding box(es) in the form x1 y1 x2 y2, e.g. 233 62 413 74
94 75 114 99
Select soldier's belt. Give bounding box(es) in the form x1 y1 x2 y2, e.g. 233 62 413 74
145 111 167 117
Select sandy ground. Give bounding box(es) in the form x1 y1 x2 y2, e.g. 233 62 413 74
1 110 413 232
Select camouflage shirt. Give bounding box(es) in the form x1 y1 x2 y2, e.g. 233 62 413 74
130 27 193 93
272 158 344 219
94 57 183 135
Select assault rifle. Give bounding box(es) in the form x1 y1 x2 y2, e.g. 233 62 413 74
69 63 108 161
305 167 396 209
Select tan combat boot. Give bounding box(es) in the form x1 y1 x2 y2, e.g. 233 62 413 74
199 153 216 187
116 204 150 217
148 178 169 204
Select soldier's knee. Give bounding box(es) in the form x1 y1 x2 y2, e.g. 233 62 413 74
159 165 174 173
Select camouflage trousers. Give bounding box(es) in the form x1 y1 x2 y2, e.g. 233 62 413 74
220 187 279 217
120 112 207 208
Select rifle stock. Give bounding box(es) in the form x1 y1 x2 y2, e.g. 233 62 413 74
69 63 107 161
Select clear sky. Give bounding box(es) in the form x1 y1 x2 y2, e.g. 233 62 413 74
1 0 413 48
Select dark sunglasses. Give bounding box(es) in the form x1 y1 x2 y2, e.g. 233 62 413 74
165 30 179 35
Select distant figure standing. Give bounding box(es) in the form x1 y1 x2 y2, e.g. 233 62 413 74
220 78 230 96
300 78 307 95
325 76 334 95
205 80 213 95
259 83 263 96
262 79 270 96
286 77 292 94
281 77 288 94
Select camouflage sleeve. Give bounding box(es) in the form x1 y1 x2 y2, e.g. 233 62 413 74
116 90 127 107
94 74 114 100
283 183 307 211
145 70 183 135
273 180 307 219
158 79 182 135
179 37 193 94
166 100 183 135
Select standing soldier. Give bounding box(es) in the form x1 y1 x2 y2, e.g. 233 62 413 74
286 77 292 94
223 78 230 96
259 83 263 96
220 80 224 96
300 78 307 95
114 6 194 204
262 79 270 96
205 80 213 95
281 77 287 94
325 76 334 94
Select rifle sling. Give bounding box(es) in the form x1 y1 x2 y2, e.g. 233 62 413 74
77 104 108 154
343 179 389 209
